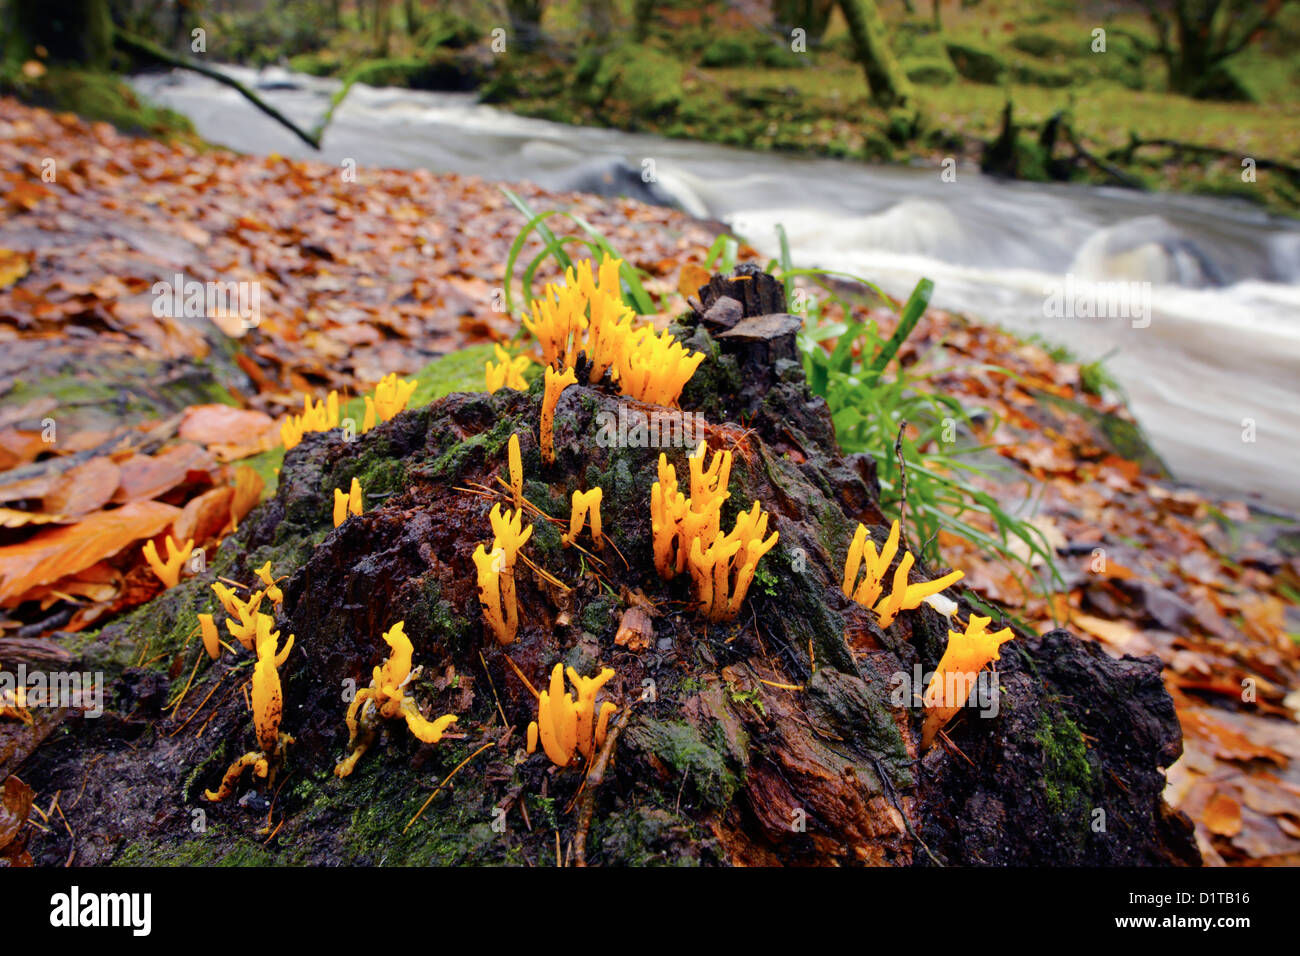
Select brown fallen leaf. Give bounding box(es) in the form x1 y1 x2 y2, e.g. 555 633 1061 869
1179 709 1288 766
0 248 29 289
173 485 235 546
111 442 216 504
179 403 279 462
1204 791 1243 837
0 429 46 471
0 775 34 867
0 499 181 606
41 456 121 517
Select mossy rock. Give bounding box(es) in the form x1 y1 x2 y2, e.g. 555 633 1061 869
903 56 957 87
586 45 684 118
1010 31 1067 60
1009 56 1075 89
944 42 1006 85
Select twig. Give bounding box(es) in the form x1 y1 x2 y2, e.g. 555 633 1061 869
573 709 630 867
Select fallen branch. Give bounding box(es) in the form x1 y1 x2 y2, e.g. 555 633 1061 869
1112 135 1300 182
573 707 631 867
1059 123 1145 190
114 32 323 150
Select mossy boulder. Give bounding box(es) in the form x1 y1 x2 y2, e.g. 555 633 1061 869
903 56 957 87
945 42 1006 85
584 45 684 118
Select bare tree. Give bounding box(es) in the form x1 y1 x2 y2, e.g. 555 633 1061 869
1143 0 1292 98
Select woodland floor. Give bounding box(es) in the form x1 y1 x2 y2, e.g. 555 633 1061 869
0 97 1298 865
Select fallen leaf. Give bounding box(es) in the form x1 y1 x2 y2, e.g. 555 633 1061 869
111 443 215 504
172 485 235 545
41 456 121 517
0 500 180 606
1204 791 1243 837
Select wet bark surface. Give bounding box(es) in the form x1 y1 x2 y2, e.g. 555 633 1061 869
15 278 1199 866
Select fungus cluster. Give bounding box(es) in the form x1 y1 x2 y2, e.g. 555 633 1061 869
843 519 964 628
518 255 703 408
485 344 531 393
363 371 418 430
473 503 533 645
651 442 778 622
526 664 619 768
281 390 340 450
333 477 363 527
335 621 458 778
562 488 603 550
141 534 194 588
922 614 1014 747
204 613 294 802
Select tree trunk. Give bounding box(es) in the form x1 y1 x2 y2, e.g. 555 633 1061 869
773 0 835 42
6 0 114 68
506 0 544 52
836 0 914 109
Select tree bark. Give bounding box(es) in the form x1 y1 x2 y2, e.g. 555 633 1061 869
836 0 914 109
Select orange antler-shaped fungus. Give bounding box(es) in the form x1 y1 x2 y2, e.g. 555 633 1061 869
526 663 618 767
474 504 533 645
540 365 577 465
333 477 363 527
872 552 964 628
335 621 458 777
205 614 294 801
486 345 531 393
562 487 603 549
921 615 1014 748
142 534 194 588
507 433 524 509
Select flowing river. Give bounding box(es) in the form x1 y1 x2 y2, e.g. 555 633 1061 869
131 66 1300 511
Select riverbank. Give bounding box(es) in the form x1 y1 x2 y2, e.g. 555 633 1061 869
204 0 1300 217
1 98 1298 863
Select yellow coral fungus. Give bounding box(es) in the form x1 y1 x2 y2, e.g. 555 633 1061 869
335 621 458 777
205 614 294 801
254 560 283 604
842 520 965 629
333 477 363 527
486 344 531 393
614 325 705 406
842 519 901 609
198 613 221 660
371 372 419 423
507 433 523 509
473 504 533 644
525 663 619 767
872 552 964 629
921 615 1014 748
225 598 268 652
687 502 780 622
540 365 578 465
521 255 702 406
562 487 603 549
142 534 194 588
649 442 777 621
651 442 734 580
281 390 341 450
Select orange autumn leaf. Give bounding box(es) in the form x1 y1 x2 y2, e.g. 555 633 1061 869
678 262 710 302
0 500 181 606
173 485 236 545
41 456 121 517
1203 792 1244 837
179 404 280 462
110 443 216 504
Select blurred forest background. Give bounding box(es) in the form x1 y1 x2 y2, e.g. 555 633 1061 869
2 0 1298 212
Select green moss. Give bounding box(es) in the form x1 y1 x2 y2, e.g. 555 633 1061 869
1034 709 1094 820
945 42 1006 85
12 69 198 141
579 596 618 638
409 344 496 409
628 718 741 808
904 56 957 87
